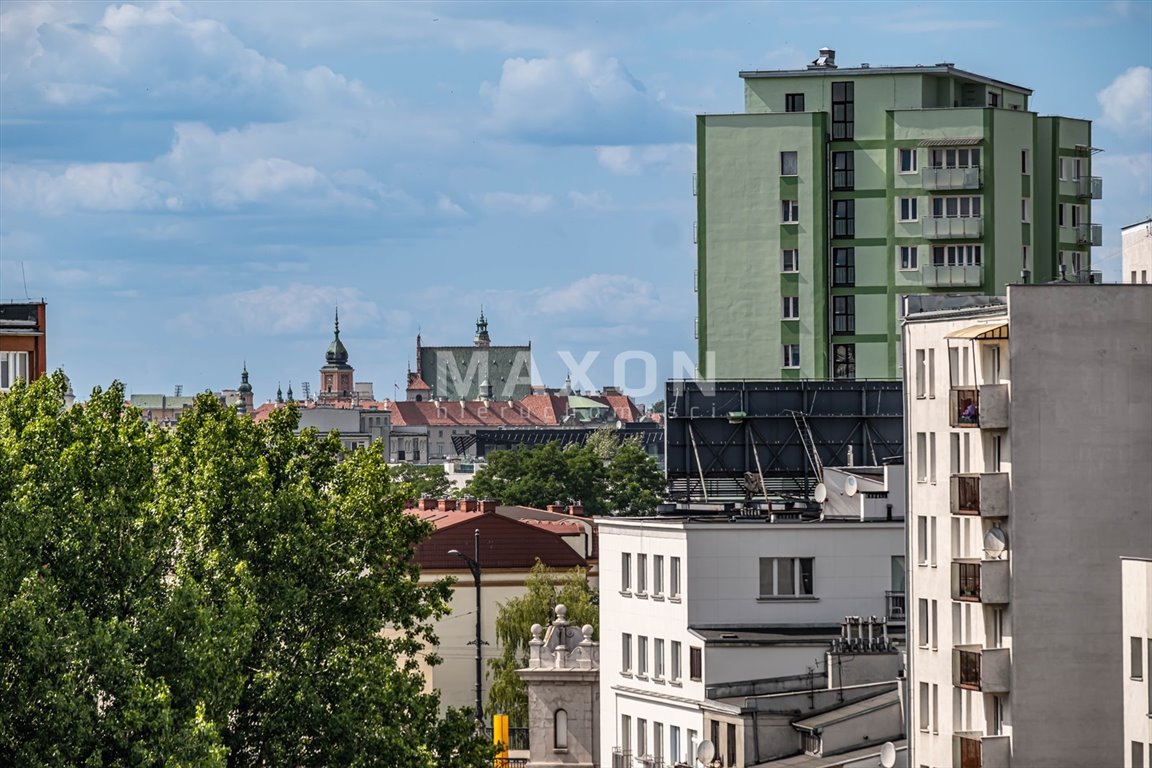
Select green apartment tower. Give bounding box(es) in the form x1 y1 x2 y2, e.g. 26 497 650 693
696 49 1101 380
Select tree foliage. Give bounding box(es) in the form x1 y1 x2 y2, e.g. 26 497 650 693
0 373 493 767
390 462 453 501
486 562 597 726
463 433 664 516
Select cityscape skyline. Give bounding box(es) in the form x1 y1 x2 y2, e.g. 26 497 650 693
1 1 1150 402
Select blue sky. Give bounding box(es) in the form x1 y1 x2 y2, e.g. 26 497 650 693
2 0 1150 403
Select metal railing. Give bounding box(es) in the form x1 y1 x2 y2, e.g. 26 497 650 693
956 648 982 689
955 561 981 601
494 759 528 768
955 474 981 514
612 749 632 768
885 591 906 622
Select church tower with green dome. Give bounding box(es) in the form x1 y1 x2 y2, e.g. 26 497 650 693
318 308 355 403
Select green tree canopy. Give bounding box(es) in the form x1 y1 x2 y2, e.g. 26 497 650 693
390 462 453 501
486 562 597 726
0 373 492 767
463 434 664 516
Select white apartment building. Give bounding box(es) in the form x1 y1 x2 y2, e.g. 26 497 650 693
598 509 904 768
1123 218 1151 284
1123 557 1152 768
903 285 1152 768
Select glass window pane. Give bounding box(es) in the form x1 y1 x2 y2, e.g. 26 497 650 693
778 557 795 595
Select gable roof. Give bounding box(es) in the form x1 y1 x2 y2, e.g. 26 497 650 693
411 508 588 570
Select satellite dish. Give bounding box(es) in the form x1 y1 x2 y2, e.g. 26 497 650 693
696 740 716 765
879 741 897 768
844 476 858 497
814 483 828 503
983 527 1008 558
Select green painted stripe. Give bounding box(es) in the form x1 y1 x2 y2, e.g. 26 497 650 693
831 189 887 199
696 115 707 375
832 285 890 295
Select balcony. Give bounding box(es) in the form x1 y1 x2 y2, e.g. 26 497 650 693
1075 223 1102 246
922 264 983 287
949 386 1008 429
951 473 1010 518
1075 175 1102 200
611 749 632 768
886 591 907 623
922 166 982 191
955 732 1011 768
951 559 1009 604
923 216 984 239
954 645 1010 693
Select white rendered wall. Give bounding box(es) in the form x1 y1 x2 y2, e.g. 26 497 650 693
1122 558 1152 766
1122 220 1152 283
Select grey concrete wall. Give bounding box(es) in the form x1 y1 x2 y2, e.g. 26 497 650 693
1007 285 1152 767
522 672 599 768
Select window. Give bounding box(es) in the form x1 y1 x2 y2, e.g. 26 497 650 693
932 683 939 733
758 557 814 597
832 150 854 190
1133 742 1145 768
554 709 568 750
929 432 937 483
671 640 682 681
654 638 665 678
918 681 930 731
833 295 855 334
638 635 648 676
622 633 632 673
950 433 961 474
917 516 928 564
931 195 982 218
831 81 854 140
930 147 981 169
899 245 919 270
932 244 983 267
931 599 939 650
637 553 647 593
727 723 737 767
689 646 702 680
915 348 926 396
1074 158 1088 180
899 148 918 174
918 599 929 647
781 200 800 223
1022 245 1030 272
832 199 855 238
832 247 855 286
782 296 800 320
621 715 631 752
670 557 681 597
653 554 664 596
1059 203 1066 227
782 344 801 369
1021 149 1030 175
0 351 29 391
621 553 631 591
670 727 681 765
1072 204 1084 227
833 343 856 380
637 718 647 758
1072 251 1083 274
1133 637 1144 679
916 432 927 481
654 722 664 763
899 197 919 222
785 93 805 112
1021 198 1030 222
1059 158 1068 181
988 92 999 108
781 249 799 273
780 151 798 176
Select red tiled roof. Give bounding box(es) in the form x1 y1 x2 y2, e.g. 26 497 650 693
406 371 431 390
389 399 550 428
601 393 642 422
518 393 567 423
410 507 588 570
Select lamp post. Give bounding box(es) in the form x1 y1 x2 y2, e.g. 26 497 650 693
448 528 483 724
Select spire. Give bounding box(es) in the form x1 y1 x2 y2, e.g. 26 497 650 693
276 382 284 404
287 382 294 402
238 362 253 394
474 306 491 348
326 307 349 365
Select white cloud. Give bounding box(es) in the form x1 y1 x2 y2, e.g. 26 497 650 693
595 144 695 175
481 50 686 145
169 283 404 338
0 162 169 213
1097 66 1152 136
532 274 669 324
437 194 468 217
477 191 554 213
568 190 613 210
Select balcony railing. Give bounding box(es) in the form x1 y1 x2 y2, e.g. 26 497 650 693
922 166 982 191
923 216 984 239
954 646 1010 693
955 732 1011 768
953 559 1010 604
950 388 980 428
1075 175 1102 200
950 473 1010 517
886 591 907 622
611 749 632 768
1075 223 1102 246
922 264 983 287
494 760 529 768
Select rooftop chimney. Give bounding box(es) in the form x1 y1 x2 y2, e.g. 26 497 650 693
460 497 478 512
480 498 498 514
567 503 585 517
418 497 437 511
547 503 566 515
807 47 837 69
437 498 457 512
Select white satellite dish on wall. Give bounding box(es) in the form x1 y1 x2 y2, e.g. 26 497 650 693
814 483 828 503
879 740 897 768
844 475 858 497
696 740 716 766
983 527 1008 558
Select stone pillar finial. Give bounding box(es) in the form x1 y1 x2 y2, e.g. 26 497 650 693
529 623 544 668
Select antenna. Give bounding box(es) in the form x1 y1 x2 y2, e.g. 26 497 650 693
814 483 828 503
174 384 183 397
983 527 1008 558
844 475 858 497
301 381 312 402
696 740 716 766
880 741 897 768
21 262 31 299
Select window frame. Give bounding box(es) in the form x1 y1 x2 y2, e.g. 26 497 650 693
637 635 648 677
636 553 647 594
832 247 855 287
0 351 30 391
652 554 664 596
782 296 800 320
621 553 631 592
831 81 854 140
781 199 800 224
833 343 856 380
899 148 918 174
654 637 665 679
899 196 919 222
671 640 682 681
689 646 703 681
832 199 855 238
785 93 805 112
780 151 799 177
831 150 854 191
781 248 799 273
782 344 801 369
931 244 983 267
899 245 919 271
622 633 632 673
832 295 855 335
758 556 815 598
554 709 568 751
670 556 681 598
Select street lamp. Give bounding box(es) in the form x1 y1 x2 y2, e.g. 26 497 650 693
448 528 483 724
